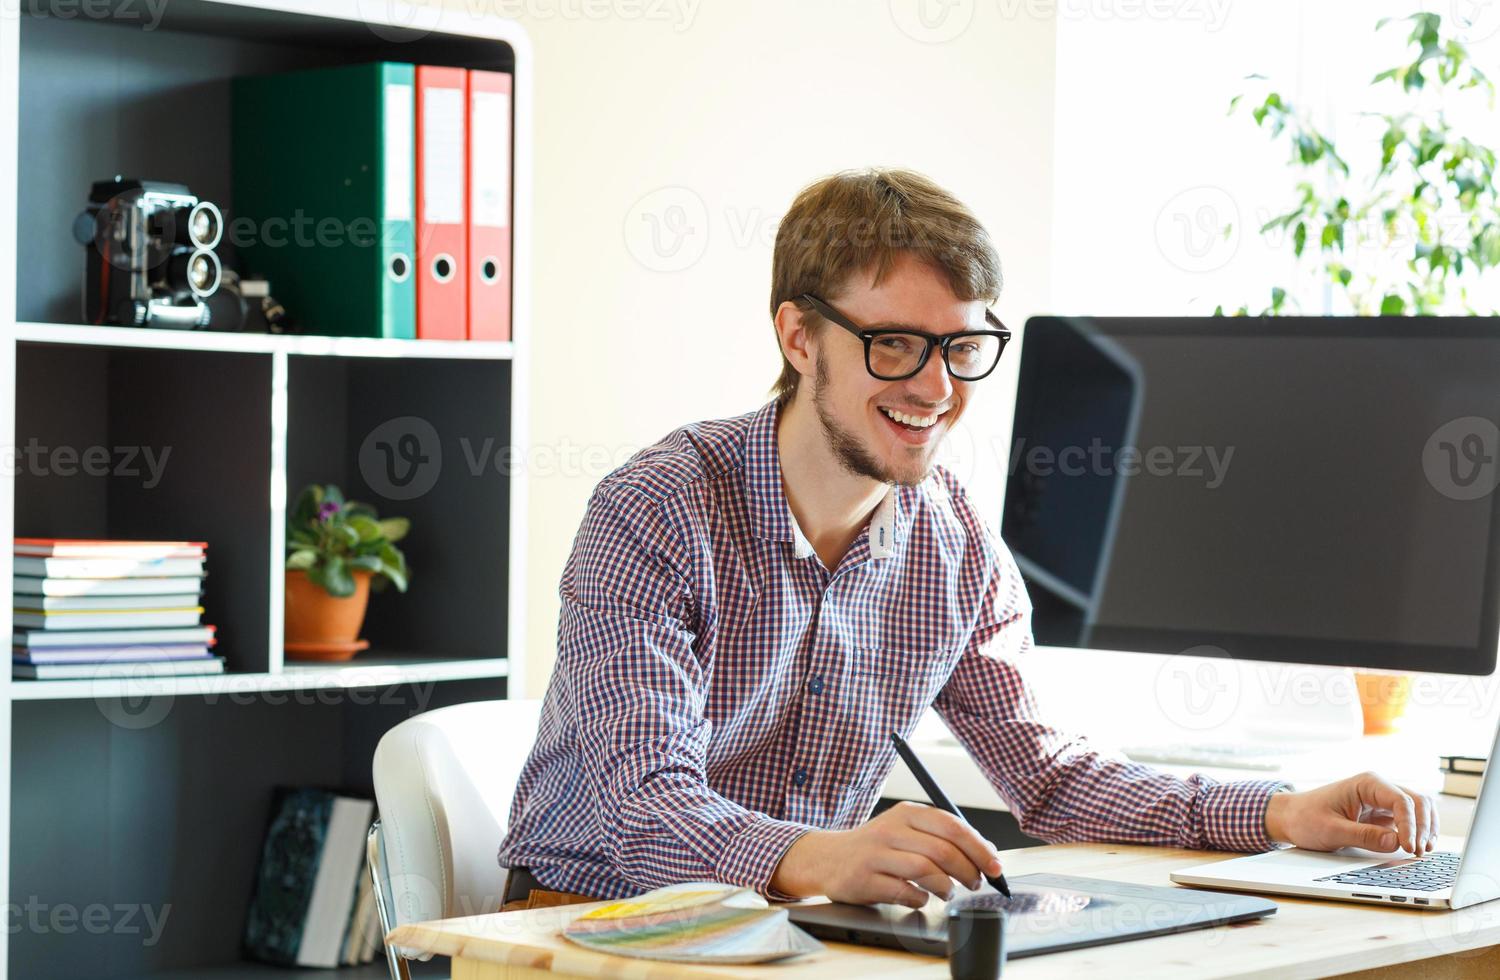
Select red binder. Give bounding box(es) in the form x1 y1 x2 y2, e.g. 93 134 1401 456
415 65 467 340
466 70 513 342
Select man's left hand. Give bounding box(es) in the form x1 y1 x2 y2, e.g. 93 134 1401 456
1263 772 1439 857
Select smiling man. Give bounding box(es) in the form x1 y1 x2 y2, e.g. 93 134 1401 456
496 168 1438 912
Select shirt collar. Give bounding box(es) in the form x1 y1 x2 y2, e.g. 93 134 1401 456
866 489 902 559
745 400 797 544
745 399 911 561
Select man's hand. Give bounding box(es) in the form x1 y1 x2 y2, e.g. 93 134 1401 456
770 801 1004 909
1264 772 1439 857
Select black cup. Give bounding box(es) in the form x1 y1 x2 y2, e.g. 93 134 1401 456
947 905 1005 980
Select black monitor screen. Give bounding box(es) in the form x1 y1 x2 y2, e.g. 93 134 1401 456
1001 316 1500 675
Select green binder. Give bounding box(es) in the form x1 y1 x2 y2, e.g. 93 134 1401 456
232 62 416 339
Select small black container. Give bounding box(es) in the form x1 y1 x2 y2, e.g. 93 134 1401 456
947 905 1006 980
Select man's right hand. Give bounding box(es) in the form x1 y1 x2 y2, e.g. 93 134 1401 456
770 801 1005 909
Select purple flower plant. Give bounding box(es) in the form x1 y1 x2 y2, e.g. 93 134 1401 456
288 484 411 597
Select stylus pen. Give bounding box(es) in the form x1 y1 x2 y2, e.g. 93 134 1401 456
890 731 1012 898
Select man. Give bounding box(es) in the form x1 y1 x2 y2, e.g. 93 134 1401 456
497 168 1438 912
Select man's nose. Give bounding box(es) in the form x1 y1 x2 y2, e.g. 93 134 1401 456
906 346 953 405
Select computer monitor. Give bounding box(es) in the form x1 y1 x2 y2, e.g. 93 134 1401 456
1001 316 1500 676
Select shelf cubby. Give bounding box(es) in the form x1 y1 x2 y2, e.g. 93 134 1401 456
283 355 513 668
9 680 502 977
16 3 515 329
14 341 275 673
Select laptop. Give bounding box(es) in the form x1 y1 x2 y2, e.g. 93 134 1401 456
786 873 1276 957
1172 720 1500 910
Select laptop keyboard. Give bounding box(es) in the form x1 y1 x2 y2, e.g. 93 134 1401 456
1315 851 1460 892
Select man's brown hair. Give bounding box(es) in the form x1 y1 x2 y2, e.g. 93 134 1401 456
769 168 1002 403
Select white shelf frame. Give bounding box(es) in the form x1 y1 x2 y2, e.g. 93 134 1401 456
9 656 511 701
0 2 533 975
0 1 19 975
14 321 516 360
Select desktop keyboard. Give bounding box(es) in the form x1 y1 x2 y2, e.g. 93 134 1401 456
1315 851 1460 892
1121 741 1312 771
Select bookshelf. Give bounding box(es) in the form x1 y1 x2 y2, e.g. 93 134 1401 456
0 1 532 976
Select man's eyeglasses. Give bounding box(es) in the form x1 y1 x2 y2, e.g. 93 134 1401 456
799 293 1011 383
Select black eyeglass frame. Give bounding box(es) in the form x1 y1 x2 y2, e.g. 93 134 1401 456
798 293 1012 382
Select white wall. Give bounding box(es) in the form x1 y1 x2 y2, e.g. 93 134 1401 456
443 1 1060 694
435 0 1500 697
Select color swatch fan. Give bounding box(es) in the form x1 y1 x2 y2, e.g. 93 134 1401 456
562 883 823 964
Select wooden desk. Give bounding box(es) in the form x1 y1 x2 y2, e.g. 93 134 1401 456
387 840 1500 979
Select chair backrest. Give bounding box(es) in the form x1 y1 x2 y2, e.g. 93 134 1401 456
371 698 542 928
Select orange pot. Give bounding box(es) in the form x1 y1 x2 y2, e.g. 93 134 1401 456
284 569 371 660
1354 671 1411 735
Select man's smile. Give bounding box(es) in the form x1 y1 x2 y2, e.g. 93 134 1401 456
876 403 951 446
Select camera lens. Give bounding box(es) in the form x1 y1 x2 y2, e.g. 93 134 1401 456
167 248 222 298
190 250 220 296
190 254 212 290
187 201 223 249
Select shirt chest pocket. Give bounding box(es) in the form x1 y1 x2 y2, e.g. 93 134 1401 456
847 645 957 722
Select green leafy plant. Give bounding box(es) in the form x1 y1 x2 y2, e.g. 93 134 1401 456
286 483 410 597
1223 12 1500 315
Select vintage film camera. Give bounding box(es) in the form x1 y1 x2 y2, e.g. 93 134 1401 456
74 177 224 330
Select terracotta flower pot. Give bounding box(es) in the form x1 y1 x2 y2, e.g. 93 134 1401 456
284 569 372 661
1354 671 1411 735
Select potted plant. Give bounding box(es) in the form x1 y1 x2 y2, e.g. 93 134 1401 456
284 483 410 661
1222 13 1500 317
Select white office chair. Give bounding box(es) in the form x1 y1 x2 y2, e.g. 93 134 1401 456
367 698 543 980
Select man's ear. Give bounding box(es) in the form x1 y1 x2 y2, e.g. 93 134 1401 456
774 300 817 382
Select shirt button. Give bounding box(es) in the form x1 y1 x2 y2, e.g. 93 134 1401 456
808 676 825 695
792 768 809 787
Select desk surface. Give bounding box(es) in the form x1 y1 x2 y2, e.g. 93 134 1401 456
388 840 1500 979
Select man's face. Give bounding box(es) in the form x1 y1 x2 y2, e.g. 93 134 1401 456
805 253 985 487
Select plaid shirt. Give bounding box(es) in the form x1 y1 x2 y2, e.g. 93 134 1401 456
498 401 1286 900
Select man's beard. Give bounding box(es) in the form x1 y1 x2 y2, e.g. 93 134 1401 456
810 354 932 488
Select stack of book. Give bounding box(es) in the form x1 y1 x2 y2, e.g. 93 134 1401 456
1440 754 1487 798
13 538 222 680
243 787 381 968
